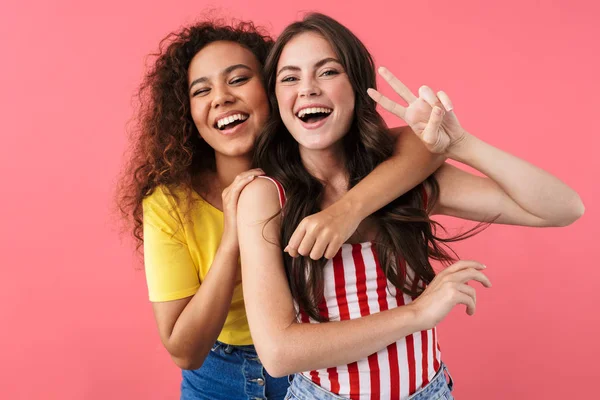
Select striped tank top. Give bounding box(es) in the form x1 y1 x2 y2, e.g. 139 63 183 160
260 176 442 400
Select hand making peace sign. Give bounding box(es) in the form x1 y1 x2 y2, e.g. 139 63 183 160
367 67 467 156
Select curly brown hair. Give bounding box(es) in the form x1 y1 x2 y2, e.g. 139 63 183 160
117 19 273 250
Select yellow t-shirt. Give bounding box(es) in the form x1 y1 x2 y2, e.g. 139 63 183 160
142 185 251 345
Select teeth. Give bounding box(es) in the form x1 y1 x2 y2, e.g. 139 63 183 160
216 113 248 129
297 107 333 119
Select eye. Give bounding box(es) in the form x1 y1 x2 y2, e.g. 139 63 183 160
321 69 339 77
230 76 249 85
192 88 210 97
280 76 298 83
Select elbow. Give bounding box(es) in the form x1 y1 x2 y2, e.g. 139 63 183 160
556 196 585 227
255 340 292 378
171 354 205 371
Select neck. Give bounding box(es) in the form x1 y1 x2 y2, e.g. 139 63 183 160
299 143 348 206
214 152 253 188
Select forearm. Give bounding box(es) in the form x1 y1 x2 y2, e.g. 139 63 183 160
341 131 444 220
254 304 424 377
451 132 584 225
166 240 240 369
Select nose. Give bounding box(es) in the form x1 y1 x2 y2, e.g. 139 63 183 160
212 84 235 109
298 78 321 98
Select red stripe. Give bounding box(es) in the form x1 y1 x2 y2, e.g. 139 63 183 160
421 330 429 385
333 251 360 398
327 367 340 394
432 327 440 372
368 352 380 400
387 342 400 399
406 333 416 394
352 244 370 318
371 247 389 313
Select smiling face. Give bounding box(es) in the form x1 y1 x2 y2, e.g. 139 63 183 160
188 41 269 159
274 32 355 152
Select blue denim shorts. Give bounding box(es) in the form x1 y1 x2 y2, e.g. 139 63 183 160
180 341 290 400
284 363 454 400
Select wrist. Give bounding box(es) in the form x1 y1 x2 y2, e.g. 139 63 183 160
339 193 368 221
219 231 240 254
405 303 431 332
447 131 478 163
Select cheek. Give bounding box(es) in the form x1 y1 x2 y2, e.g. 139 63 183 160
275 88 294 117
190 99 210 127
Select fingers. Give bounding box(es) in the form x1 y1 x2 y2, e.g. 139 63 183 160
285 223 306 257
223 168 265 205
367 88 406 120
441 260 486 275
418 85 443 109
455 291 477 316
377 67 417 103
436 91 454 112
296 234 317 259
451 268 492 288
309 237 329 260
323 239 343 259
420 106 445 147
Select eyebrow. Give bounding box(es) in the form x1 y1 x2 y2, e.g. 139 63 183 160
276 57 341 77
189 64 252 91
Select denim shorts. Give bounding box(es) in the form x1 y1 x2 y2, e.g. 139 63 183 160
284 363 454 400
180 341 290 400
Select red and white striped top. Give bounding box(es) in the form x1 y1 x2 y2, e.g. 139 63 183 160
298 243 442 400
259 176 442 399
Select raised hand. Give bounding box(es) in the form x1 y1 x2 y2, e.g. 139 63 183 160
367 67 467 155
409 260 492 330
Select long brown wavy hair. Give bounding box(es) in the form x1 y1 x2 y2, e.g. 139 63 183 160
254 13 481 322
117 19 273 250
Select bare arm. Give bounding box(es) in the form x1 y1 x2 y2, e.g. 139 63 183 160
431 133 584 226
237 179 488 377
151 239 240 370
368 67 584 226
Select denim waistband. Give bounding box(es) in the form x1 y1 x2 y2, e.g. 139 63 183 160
287 363 453 400
212 340 257 355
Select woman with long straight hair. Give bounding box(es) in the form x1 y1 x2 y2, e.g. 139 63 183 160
237 13 583 399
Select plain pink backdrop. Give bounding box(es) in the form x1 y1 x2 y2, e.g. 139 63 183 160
1 0 598 399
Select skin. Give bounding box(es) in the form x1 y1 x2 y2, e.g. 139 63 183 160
237 32 584 377
149 40 442 370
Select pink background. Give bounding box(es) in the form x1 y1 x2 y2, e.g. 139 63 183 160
1 0 598 398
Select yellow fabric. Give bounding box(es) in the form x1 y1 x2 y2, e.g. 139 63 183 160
142 185 251 345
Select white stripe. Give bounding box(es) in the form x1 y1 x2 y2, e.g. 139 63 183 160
427 329 434 380
413 330 423 391
319 257 337 392
376 346 391 399
343 245 369 399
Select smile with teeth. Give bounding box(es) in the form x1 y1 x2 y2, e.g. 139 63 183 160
296 107 333 122
215 113 249 130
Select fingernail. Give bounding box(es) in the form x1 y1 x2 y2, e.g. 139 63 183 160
433 107 443 116
378 66 386 74
481 264 487 269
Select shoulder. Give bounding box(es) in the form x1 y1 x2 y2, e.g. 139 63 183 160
238 177 284 219
143 185 193 228
387 125 413 138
